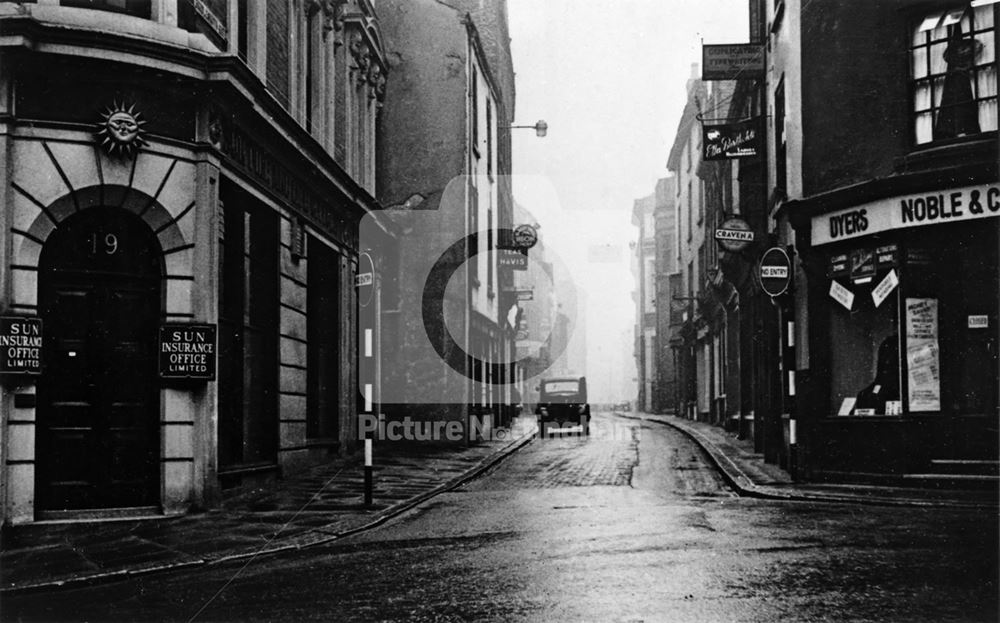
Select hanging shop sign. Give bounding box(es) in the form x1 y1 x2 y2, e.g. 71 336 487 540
714 217 755 252
159 324 217 381
702 43 765 80
829 281 855 310
828 253 848 278
905 298 941 412
849 248 876 283
515 289 534 301
703 118 761 160
876 244 899 269
356 252 375 308
811 183 1000 246
758 247 792 297
871 269 899 308
512 224 538 249
0 317 42 375
499 251 528 271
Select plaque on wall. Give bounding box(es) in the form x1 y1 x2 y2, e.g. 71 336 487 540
159 324 217 381
0 317 42 375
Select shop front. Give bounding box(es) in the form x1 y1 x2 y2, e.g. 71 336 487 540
794 181 999 483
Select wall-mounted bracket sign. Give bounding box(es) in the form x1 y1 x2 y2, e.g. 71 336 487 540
829 281 855 311
871 269 899 308
0 317 42 375
159 324 217 381
759 247 792 297
703 118 760 160
714 217 755 252
702 44 765 80
499 251 528 271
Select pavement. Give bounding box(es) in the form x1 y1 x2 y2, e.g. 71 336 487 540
2 411 996 594
0 417 536 594
619 411 1000 511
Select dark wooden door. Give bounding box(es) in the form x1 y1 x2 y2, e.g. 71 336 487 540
37 208 161 511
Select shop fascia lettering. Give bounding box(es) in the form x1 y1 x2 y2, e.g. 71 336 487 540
811 183 1000 246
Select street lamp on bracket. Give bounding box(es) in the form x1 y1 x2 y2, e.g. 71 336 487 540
506 120 548 137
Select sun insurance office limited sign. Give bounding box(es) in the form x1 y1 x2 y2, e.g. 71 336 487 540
159 324 217 381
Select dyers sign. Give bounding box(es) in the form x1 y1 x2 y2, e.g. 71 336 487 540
811 183 1000 246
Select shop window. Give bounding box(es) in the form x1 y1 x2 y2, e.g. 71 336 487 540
828 279 900 416
826 222 998 417
218 187 279 472
911 5 997 145
307 236 341 441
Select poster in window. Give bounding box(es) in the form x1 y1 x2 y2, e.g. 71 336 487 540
905 298 940 412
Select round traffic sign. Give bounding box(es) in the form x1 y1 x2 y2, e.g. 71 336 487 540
759 246 791 297
357 252 375 308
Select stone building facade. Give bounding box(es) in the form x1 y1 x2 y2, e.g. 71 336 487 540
0 0 387 525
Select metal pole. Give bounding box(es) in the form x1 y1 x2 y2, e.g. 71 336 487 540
364 434 373 507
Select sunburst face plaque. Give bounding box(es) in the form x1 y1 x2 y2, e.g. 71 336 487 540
96 102 148 157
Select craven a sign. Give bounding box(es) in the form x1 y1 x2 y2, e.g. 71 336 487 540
811 183 1000 246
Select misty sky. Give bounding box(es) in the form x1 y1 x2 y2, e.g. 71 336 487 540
507 0 749 402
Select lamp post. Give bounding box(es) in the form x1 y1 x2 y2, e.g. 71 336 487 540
507 120 548 137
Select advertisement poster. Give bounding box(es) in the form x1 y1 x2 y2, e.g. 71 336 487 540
905 298 940 412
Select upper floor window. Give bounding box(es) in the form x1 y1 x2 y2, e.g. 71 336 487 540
471 67 480 155
486 99 493 178
62 0 151 18
774 76 787 191
912 4 997 145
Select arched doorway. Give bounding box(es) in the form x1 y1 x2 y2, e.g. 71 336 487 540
36 207 162 512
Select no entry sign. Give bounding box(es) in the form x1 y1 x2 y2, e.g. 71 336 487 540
759 247 792 297
357 252 375 308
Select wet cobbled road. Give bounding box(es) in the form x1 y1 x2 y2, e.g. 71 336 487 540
5 414 997 622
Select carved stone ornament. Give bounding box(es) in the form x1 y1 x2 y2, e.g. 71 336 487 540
95 102 148 158
207 107 225 149
323 0 348 36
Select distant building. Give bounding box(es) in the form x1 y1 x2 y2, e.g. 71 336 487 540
631 192 656 412
652 177 677 415
377 0 518 438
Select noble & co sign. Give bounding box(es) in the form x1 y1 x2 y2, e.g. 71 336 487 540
159 324 217 381
811 183 1000 246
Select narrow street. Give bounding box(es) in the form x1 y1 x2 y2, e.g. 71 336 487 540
5 413 996 623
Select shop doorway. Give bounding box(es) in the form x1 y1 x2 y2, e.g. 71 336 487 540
36 207 162 512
